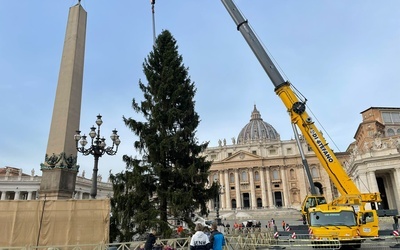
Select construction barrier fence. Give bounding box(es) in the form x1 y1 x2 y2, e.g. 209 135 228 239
0 199 110 247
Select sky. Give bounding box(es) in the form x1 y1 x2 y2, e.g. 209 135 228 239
1 0 400 181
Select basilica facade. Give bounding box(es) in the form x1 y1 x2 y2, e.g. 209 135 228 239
205 106 400 213
204 105 348 211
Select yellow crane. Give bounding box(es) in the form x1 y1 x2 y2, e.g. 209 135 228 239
220 0 397 247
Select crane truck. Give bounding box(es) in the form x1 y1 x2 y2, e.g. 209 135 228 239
220 0 392 247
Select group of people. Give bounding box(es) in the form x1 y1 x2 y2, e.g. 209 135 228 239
190 222 225 250
144 222 225 250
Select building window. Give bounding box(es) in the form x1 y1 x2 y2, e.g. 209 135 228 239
230 173 235 183
311 167 319 178
286 148 292 154
274 184 280 188
210 154 216 160
257 198 262 208
254 171 260 181
228 152 232 157
272 169 280 180
382 111 400 124
241 171 248 182
6 191 15 200
307 144 312 152
256 185 260 189
269 149 277 155
387 128 395 136
290 169 295 179
252 150 257 155
232 199 237 209
231 186 235 190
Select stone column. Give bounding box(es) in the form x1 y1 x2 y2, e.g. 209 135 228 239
14 191 20 200
355 175 360 191
219 171 225 209
265 167 274 207
234 169 241 209
280 167 289 207
260 167 267 208
367 171 379 193
224 170 231 209
27 191 33 200
357 172 370 193
0 192 6 200
249 168 256 209
392 168 400 210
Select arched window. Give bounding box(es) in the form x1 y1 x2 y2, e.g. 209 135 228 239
230 173 235 183
387 128 395 137
290 169 295 179
254 171 260 181
241 171 248 182
311 167 319 178
272 169 280 180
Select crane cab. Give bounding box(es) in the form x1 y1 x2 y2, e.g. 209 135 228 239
358 210 379 237
301 195 327 224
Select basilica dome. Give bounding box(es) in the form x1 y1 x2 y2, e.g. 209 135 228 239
237 105 280 144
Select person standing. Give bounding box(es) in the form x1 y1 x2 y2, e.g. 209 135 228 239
190 223 211 250
177 225 184 236
282 220 286 231
225 222 230 234
271 218 277 232
144 229 156 250
210 222 225 250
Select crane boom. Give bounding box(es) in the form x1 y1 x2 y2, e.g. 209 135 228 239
221 0 285 89
221 0 367 197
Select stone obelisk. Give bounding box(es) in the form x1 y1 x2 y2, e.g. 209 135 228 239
39 2 87 200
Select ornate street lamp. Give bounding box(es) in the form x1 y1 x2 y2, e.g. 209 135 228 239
74 114 121 199
215 183 224 226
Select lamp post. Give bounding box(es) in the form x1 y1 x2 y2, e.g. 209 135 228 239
74 114 120 199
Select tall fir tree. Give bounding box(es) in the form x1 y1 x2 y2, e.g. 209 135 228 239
110 30 218 240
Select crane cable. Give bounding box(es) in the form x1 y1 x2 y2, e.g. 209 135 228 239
151 0 156 46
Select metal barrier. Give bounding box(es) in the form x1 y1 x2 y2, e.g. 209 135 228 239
2 234 400 250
